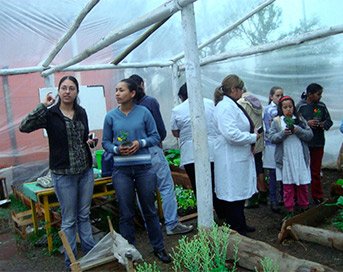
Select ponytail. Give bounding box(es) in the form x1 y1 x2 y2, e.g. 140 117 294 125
214 86 224 106
300 91 307 100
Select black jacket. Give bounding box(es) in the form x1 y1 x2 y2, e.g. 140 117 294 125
20 103 92 170
296 99 333 147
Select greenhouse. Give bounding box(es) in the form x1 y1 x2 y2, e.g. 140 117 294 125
1 0 343 271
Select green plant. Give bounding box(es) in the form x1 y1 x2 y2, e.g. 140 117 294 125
257 257 279 272
313 107 322 119
336 179 343 186
164 149 181 167
174 185 196 212
326 196 343 231
172 224 237 272
117 130 131 146
284 116 294 131
136 261 161 272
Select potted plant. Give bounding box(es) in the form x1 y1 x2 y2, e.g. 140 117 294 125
313 107 322 120
284 116 295 132
117 130 132 147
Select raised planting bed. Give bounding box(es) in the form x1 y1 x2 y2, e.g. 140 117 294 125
278 198 343 251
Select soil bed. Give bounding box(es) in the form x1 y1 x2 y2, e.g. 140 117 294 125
0 169 342 271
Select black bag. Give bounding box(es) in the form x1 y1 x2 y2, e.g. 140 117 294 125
101 151 114 177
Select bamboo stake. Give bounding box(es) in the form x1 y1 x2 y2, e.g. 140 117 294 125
199 24 343 67
41 0 100 68
111 16 171 65
41 0 196 77
58 230 81 272
172 0 276 62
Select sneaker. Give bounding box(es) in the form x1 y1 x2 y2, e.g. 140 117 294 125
166 223 194 236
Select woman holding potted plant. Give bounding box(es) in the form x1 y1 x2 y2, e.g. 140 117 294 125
269 96 313 219
102 78 171 263
296 83 333 205
212 74 261 236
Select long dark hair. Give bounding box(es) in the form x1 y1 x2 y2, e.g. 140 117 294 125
268 86 283 104
301 83 323 99
277 96 301 125
57 75 80 108
119 78 143 102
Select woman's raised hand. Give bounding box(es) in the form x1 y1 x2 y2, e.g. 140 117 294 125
43 92 56 107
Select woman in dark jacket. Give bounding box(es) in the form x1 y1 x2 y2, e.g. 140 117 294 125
20 76 96 269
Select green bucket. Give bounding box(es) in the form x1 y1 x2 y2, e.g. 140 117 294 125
95 150 105 170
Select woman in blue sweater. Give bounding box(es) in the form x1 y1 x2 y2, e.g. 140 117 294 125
102 78 171 263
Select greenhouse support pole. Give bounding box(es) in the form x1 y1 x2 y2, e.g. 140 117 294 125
180 4 213 228
171 63 180 107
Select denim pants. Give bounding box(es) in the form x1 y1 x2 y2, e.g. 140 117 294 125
150 146 178 231
267 168 282 205
52 168 95 267
112 164 164 252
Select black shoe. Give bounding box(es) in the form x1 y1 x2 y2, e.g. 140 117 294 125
154 249 172 263
245 225 256 233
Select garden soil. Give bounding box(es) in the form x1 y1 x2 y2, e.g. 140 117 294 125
0 169 342 272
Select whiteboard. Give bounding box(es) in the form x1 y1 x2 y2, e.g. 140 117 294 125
39 85 106 131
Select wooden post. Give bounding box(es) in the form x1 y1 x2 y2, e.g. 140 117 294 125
58 230 81 272
42 195 53 253
181 1 213 228
227 230 336 272
289 224 343 251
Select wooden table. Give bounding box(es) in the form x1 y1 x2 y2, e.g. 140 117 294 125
22 177 114 253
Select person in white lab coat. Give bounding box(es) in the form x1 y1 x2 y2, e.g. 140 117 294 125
213 74 262 235
171 83 225 221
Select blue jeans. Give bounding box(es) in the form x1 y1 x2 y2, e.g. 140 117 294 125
150 146 178 231
112 164 164 252
52 168 95 267
267 168 282 205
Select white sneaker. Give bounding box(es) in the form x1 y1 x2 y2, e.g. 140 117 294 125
166 223 194 235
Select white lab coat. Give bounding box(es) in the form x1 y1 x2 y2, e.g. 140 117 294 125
170 98 216 166
213 96 257 201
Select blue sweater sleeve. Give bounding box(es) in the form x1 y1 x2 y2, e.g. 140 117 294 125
102 112 116 153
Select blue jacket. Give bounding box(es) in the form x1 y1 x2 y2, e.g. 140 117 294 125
137 95 167 141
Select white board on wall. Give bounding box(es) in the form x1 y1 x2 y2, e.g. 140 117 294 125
39 85 106 131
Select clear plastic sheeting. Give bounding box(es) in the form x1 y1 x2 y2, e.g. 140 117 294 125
1 0 343 188
78 230 142 270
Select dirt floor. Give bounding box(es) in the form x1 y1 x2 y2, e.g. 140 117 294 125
0 169 342 272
